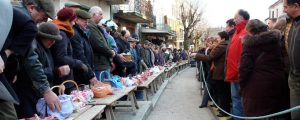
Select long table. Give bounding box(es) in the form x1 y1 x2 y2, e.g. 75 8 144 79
88 86 138 120
67 105 106 120
137 70 165 100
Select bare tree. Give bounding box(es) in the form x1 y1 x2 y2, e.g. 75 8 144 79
180 0 204 50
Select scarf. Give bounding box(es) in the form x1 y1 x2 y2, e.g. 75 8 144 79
52 19 75 37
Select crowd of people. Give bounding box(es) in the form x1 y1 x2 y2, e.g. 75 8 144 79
192 0 300 119
0 0 190 119
3 0 300 120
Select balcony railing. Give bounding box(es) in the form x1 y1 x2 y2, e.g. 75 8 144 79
113 0 153 21
156 23 171 33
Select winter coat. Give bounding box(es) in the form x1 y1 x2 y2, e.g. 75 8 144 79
116 38 130 54
13 40 55 118
71 24 95 84
239 30 289 117
181 50 188 60
1 5 38 104
287 19 300 83
130 48 138 65
50 24 84 85
225 20 248 82
112 38 130 76
196 41 228 80
87 20 114 71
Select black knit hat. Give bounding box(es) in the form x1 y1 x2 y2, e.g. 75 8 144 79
38 22 62 41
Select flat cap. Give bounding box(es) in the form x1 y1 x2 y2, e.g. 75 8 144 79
76 9 91 19
64 1 81 7
37 0 55 19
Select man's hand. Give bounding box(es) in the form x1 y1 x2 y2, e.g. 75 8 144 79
190 53 197 58
119 54 127 62
58 65 70 76
112 50 116 57
122 67 127 73
4 49 13 58
79 64 88 73
43 90 61 112
0 56 5 74
89 77 98 85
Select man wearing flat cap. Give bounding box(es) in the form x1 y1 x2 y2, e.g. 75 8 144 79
65 1 81 11
13 22 65 118
71 10 98 85
129 37 139 71
0 0 55 119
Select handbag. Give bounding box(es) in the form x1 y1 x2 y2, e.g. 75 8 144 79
36 80 75 120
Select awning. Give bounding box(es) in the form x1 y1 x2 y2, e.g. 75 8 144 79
141 28 170 34
114 11 151 23
105 0 129 5
141 28 175 36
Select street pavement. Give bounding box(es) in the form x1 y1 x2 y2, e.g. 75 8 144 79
147 67 216 120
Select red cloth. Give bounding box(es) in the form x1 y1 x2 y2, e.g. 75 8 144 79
225 20 248 82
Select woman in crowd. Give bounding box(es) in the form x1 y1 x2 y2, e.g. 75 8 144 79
239 19 290 119
52 8 88 92
193 31 231 117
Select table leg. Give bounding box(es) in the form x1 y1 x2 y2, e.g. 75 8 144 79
150 82 155 94
128 91 138 113
143 89 148 101
105 107 112 120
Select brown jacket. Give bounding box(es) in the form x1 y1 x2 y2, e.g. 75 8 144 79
239 30 289 117
195 40 228 80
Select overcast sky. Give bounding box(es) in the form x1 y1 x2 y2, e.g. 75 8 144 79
201 0 278 27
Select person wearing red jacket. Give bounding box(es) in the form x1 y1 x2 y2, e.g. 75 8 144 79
225 9 249 120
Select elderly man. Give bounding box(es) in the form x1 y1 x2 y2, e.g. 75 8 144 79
87 6 115 80
1 0 55 119
225 9 249 120
71 10 98 85
114 30 137 76
13 22 67 119
283 0 300 119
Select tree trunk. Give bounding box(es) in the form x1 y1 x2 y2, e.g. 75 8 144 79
183 32 189 50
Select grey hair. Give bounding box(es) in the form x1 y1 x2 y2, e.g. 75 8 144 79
89 6 102 15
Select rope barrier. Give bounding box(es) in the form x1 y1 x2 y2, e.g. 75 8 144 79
199 61 300 119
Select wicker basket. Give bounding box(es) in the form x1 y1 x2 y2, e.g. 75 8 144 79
123 54 132 62
91 82 112 98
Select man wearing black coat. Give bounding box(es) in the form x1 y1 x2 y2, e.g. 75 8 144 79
113 30 137 77
71 10 97 85
1 0 55 119
87 6 115 80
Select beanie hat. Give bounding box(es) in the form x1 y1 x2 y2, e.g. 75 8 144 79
57 7 76 21
38 22 62 41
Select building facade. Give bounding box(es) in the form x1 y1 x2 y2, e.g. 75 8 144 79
269 0 283 19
